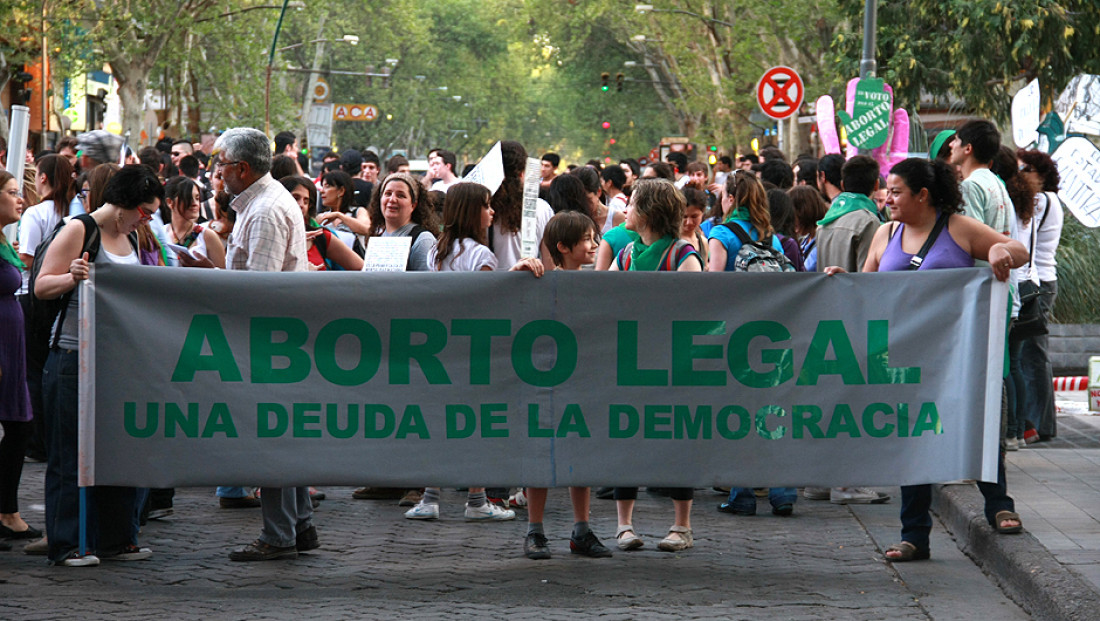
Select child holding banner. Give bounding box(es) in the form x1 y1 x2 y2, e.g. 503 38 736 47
521 210 612 560
403 182 542 523
609 178 702 553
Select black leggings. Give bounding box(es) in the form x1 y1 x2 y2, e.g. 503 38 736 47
0 419 32 513
613 487 694 501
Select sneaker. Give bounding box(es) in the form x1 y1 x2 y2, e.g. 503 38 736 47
803 487 830 500
309 487 325 501
616 525 644 551
220 495 261 509
100 545 153 561
524 532 551 560
23 537 48 556
717 502 756 516
404 502 439 520
464 502 515 521
352 487 405 500
570 531 613 558
56 552 100 567
1023 429 1040 445
1005 438 1020 451
398 489 423 507
229 540 298 562
508 489 528 509
830 487 890 505
146 507 173 520
296 526 320 552
771 503 794 517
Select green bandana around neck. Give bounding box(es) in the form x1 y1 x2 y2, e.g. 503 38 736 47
724 207 752 223
817 192 881 227
629 236 675 271
0 239 24 271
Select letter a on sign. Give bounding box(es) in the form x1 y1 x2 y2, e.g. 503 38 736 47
757 67 804 120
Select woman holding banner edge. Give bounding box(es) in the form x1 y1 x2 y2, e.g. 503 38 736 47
825 157 1028 562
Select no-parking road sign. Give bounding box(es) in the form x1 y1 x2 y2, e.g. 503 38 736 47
756 66 804 120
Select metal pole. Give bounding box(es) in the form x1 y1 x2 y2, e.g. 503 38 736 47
264 0 293 136
859 0 878 79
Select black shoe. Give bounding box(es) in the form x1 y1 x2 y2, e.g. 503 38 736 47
524 532 551 560
0 524 42 540
229 540 297 561
771 503 794 517
570 531 613 558
717 502 755 516
594 487 615 500
220 495 261 509
296 526 319 552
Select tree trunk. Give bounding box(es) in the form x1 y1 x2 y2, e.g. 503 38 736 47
112 66 147 146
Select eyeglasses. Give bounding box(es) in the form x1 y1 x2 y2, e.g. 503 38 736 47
219 160 244 170
135 204 155 221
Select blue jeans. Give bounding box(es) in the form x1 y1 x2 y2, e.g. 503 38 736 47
1020 281 1057 437
44 349 137 561
726 487 797 513
217 486 250 498
259 486 313 548
1007 331 1026 439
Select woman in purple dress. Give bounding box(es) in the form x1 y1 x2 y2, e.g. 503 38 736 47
0 170 40 542
826 158 1029 562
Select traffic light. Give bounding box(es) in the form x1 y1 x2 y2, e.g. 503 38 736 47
601 121 611 129
600 72 610 92
615 73 624 92
12 70 32 105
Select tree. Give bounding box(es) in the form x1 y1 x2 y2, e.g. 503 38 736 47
832 0 1100 120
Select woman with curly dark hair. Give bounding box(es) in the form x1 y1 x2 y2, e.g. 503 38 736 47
363 172 438 271
488 141 554 271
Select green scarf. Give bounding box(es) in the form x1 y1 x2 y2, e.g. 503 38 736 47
817 192 881 227
0 239 24 271
723 207 752 223
629 236 675 271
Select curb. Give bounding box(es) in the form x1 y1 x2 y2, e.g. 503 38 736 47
933 483 1100 621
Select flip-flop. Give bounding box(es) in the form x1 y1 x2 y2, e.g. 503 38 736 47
884 541 930 562
995 510 1023 534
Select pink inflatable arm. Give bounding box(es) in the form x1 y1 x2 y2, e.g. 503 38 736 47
886 108 910 169
816 95 842 155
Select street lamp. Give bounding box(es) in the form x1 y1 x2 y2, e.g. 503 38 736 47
274 35 358 54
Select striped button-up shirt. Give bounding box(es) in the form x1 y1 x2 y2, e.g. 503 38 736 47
226 173 307 273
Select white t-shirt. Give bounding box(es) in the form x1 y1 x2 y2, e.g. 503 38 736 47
430 179 459 193
16 201 64 294
489 197 553 271
427 238 497 272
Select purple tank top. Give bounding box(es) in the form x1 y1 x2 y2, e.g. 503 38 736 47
878 219 974 272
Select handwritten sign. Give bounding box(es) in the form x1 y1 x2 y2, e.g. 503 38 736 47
362 237 412 272
838 78 892 150
521 157 542 258
1052 137 1100 228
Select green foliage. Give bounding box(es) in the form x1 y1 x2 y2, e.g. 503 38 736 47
1052 215 1100 324
832 0 1100 120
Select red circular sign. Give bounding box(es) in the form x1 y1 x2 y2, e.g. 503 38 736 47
756 66 804 120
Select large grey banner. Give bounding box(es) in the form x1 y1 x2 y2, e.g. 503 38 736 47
80 264 1006 488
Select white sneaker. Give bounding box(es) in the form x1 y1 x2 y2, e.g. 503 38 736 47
830 487 890 504
404 502 439 520
508 489 528 508
1005 438 1020 451
59 553 100 567
803 487 830 500
464 502 515 521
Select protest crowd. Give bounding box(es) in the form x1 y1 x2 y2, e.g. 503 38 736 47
0 115 1068 567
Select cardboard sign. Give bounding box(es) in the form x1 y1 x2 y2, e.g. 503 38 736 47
463 142 505 195
1012 79 1041 147
306 104 334 148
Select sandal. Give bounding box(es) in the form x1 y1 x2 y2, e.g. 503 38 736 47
995 510 1023 534
657 525 693 552
884 541 930 562
616 525 644 551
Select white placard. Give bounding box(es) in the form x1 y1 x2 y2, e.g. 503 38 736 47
462 142 504 195
1012 79 1041 147
1052 137 1100 228
520 157 541 258
362 236 412 271
164 242 201 260
307 103 334 148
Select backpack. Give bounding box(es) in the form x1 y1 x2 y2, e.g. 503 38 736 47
28 213 137 348
617 239 695 271
28 213 101 349
720 222 795 273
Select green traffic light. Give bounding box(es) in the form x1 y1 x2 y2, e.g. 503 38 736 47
601 85 609 92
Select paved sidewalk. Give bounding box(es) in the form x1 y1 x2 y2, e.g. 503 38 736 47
1 472 1026 619
930 401 1100 621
